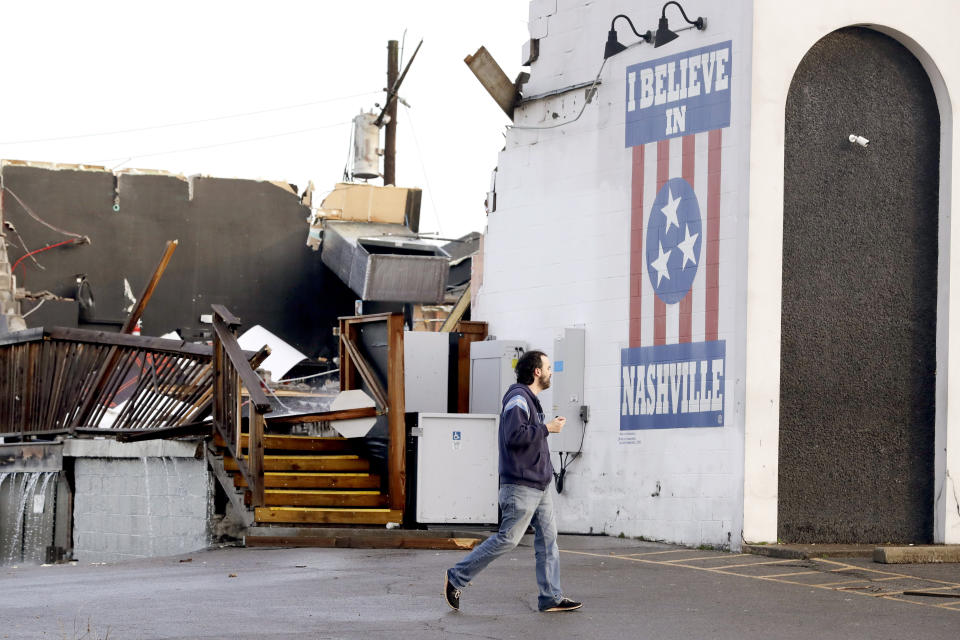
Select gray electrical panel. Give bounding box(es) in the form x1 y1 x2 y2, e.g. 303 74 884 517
404 331 449 413
549 327 586 453
469 340 527 414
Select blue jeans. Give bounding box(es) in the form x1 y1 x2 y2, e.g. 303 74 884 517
447 483 563 610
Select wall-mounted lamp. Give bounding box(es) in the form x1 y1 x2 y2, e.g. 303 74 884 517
848 134 870 148
602 2 706 59
603 14 652 60
654 1 706 48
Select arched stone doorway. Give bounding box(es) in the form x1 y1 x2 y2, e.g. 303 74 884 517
778 27 940 543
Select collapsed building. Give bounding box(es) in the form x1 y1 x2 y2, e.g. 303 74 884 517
0 160 485 563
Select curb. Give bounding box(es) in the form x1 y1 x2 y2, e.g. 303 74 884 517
743 543 874 559
874 545 960 564
745 543 960 563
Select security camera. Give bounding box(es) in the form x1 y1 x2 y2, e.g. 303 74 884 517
848 134 869 147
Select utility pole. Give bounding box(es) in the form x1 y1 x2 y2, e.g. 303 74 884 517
383 40 399 186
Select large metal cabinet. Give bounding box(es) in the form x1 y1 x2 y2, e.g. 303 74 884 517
413 413 499 524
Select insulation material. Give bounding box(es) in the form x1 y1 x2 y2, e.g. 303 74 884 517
317 183 422 230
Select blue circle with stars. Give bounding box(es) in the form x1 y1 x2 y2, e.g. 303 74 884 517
645 177 702 304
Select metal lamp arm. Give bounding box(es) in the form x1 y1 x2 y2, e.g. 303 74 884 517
661 1 705 29
610 14 652 42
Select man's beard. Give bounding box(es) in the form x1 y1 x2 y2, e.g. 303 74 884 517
539 373 551 389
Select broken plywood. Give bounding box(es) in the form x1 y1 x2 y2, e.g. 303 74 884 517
464 46 518 118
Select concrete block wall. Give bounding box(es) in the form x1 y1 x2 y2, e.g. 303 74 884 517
476 0 751 548
69 441 211 563
0 233 26 333
523 0 606 98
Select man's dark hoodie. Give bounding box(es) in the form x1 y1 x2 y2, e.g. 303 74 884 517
498 382 554 490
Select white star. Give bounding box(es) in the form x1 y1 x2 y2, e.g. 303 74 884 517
650 241 672 287
660 188 681 233
677 225 699 269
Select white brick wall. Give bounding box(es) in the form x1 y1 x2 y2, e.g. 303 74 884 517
482 0 960 547
73 457 210 563
476 0 751 549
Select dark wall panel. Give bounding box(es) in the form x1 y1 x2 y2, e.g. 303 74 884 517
779 28 939 543
0 165 356 359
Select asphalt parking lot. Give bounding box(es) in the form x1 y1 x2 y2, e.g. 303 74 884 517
2 535 960 639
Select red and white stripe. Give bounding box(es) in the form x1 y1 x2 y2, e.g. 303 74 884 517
629 130 723 348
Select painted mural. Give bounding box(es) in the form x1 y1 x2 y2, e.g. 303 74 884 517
620 40 732 438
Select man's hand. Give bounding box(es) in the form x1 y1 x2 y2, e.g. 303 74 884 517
546 416 566 433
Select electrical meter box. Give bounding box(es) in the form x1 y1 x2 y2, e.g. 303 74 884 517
469 340 527 414
549 327 586 453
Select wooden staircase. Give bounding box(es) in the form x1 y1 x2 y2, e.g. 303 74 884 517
204 311 488 551
207 311 410 537
212 432 403 526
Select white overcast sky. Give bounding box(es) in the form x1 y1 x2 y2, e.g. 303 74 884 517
0 1 529 238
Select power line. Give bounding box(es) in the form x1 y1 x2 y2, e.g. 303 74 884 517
401 103 443 235
93 120 353 167
2 187 89 242
0 91 380 146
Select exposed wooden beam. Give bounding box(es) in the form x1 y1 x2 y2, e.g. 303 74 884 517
123 240 178 334
440 283 471 333
340 334 388 409
266 406 379 425
464 46 517 118
386 313 406 513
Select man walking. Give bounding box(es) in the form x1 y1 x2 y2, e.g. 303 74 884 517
444 350 582 613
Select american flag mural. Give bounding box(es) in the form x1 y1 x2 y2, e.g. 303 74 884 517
620 41 732 435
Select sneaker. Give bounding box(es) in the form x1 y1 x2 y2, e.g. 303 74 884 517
541 597 582 612
444 571 461 611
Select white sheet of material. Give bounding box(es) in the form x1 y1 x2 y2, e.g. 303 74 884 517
236 325 307 381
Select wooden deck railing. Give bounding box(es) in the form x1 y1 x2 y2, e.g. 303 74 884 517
0 327 214 439
211 305 271 508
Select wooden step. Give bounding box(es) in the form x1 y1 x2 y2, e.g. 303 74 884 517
223 454 369 473
242 434 353 452
256 489 387 508
255 506 403 525
233 472 381 490
213 433 353 453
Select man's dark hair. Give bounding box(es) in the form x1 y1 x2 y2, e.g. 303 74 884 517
515 350 547 385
